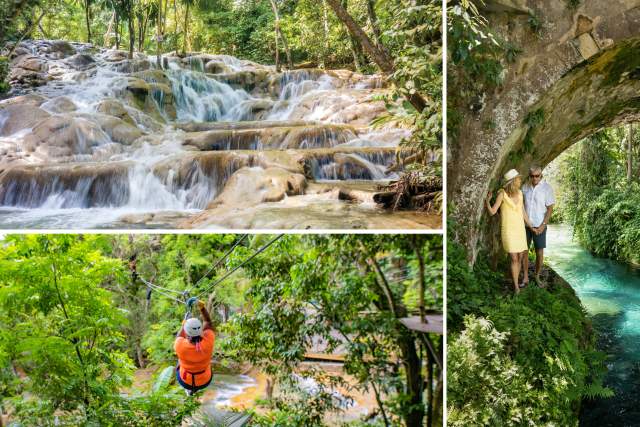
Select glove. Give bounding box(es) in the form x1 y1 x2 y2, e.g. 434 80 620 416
198 300 206 310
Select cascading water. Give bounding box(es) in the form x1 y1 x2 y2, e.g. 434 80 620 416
0 39 436 229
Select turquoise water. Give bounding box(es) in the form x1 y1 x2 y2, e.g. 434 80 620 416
546 225 640 426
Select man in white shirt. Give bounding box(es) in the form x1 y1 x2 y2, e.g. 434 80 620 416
522 165 555 285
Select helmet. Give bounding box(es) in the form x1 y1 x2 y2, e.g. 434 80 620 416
184 318 203 337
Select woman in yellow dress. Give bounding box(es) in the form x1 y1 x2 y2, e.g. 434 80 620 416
485 169 535 293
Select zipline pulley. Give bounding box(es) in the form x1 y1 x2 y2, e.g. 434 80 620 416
184 295 198 320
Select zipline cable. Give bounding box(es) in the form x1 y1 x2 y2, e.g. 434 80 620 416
139 277 184 304
139 234 284 304
196 234 284 299
139 276 184 295
140 234 249 298
190 234 249 292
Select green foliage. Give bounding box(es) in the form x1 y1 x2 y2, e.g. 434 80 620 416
521 107 545 152
527 12 542 35
565 0 581 10
0 56 9 94
0 235 198 426
447 244 611 426
249 379 341 427
366 0 442 201
0 234 442 425
554 128 640 265
447 0 514 140
448 1 504 93
222 234 443 426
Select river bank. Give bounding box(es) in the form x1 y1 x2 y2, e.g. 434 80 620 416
447 238 605 425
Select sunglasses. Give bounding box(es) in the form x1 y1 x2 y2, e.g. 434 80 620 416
529 174 541 178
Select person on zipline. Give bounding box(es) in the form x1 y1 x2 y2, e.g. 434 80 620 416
175 300 215 395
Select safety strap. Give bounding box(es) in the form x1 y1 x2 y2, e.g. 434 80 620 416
182 368 206 389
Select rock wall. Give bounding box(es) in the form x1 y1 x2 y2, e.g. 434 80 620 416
448 0 640 261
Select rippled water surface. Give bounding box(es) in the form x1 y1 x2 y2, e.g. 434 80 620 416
546 225 640 426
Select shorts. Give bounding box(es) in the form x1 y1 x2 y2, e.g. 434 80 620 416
526 226 547 250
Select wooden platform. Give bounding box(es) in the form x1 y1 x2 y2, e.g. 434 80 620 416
399 314 443 335
304 352 346 362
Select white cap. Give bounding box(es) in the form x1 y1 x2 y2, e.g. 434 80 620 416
503 169 520 182
184 318 203 337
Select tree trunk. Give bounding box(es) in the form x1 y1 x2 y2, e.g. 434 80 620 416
116 13 121 49
280 30 293 69
398 330 425 427
136 344 146 368
365 254 424 427
266 377 274 399
627 124 634 182
128 2 135 59
137 11 143 51
370 381 390 427
413 236 426 322
84 0 92 44
156 0 163 68
366 0 383 50
426 351 433 427
182 0 190 55
325 0 393 72
173 0 178 34
104 11 115 47
432 370 443 426
321 0 330 69
0 0 31 44
325 0 427 112
269 0 280 71
7 9 46 58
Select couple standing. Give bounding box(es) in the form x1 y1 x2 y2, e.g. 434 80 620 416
485 166 555 293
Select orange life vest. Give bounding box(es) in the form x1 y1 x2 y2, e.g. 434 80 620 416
174 329 215 387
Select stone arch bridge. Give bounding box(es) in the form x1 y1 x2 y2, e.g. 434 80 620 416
448 0 640 261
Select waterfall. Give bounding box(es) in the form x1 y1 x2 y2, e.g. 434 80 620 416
167 68 252 122
309 151 399 181
0 40 423 229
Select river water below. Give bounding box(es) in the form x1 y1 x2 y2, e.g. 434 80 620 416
546 225 640 426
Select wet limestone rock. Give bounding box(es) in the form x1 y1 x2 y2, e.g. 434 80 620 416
0 103 51 136
286 90 388 125
102 50 130 62
0 161 133 208
64 53 96 70
206 166 307 210
0 94 47 107
39 40 76 59
205 61 233 74
9 54 49 86
79 113 144 145
183 123 356 151
117 76 176 121
23 115 111 158
96 98 136 125
40 96 78 113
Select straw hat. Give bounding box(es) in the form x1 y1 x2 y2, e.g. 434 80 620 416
503 169 520 182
